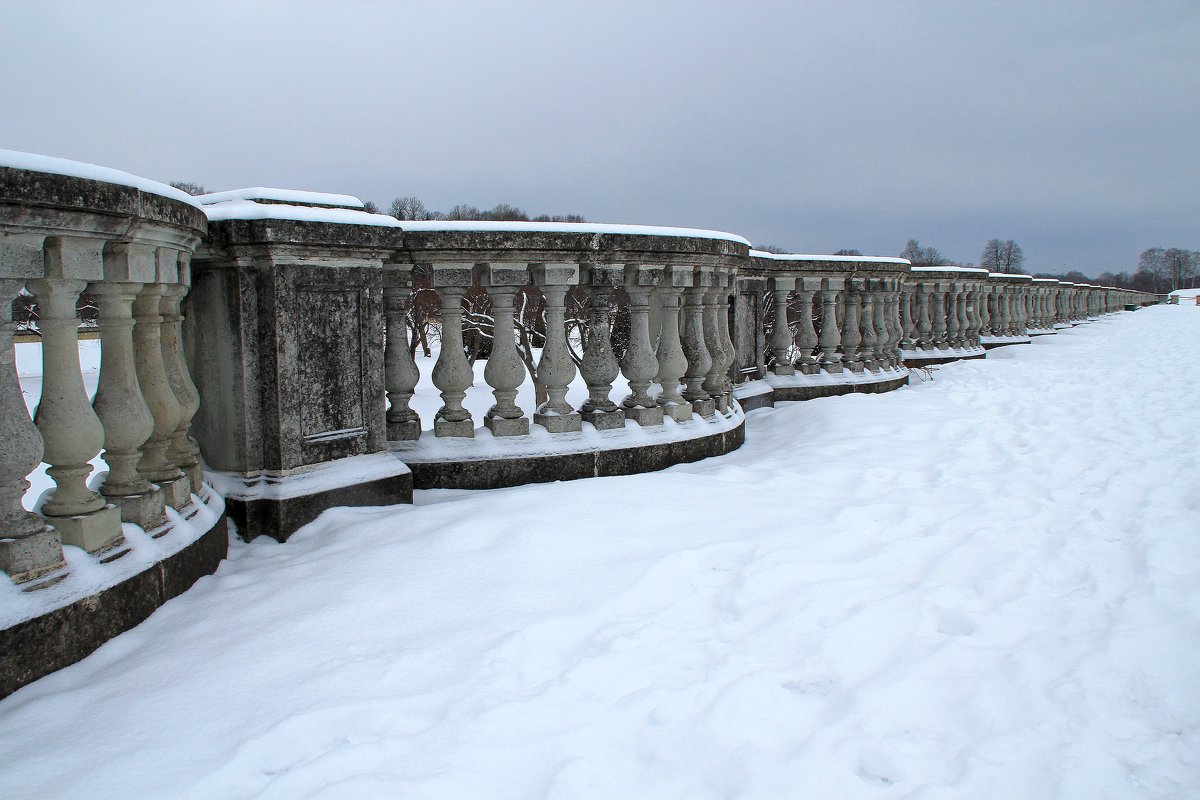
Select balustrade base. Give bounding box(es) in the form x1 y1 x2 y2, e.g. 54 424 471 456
0 528 65 588
757 368 910 404
625 405 665 426
153 476 192 512
691 398 717 418
47 505 123 555
387 420 421 441
582 408 626 431
435 419 476 438
207 452 414 543
109 489 166 532
534 411 583 434
0 488 227 700
485 416 531 437
981 335 1032 349
395 408 745 491
1028 327 1057 337
660 401 693 423
771 365 796 377
902 347 987 367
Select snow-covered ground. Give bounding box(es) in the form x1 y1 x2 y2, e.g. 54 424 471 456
2 306 1198 799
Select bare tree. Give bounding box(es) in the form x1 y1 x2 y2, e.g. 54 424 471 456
755 244 791 254
833 249 863 256
170 181 207 196
900 239 945 266
446 203 484 221
1163 247 1199 290
482 203 529 221
361 200 380 214
389 196 433 221
531 214 586 223
978 239 1026 274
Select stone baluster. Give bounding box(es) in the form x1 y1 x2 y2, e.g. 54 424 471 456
944 283 961 350
872 279 890 369
479 264 531 436
681 267 715 416
793 277 820 374
655 266 692 422
713 271 739 410
90 242 163 530
930 283 949 350
916 282 934 349
767 276 795 376
965 285 981 347
430 266 475 437
841 279 864 372
817 277 843 373
579 265 625 430
957 284 971 348
134 267 190 511
531 263 582 432
620 266 664 426
858 283 878 372
383 267 421 440
31 237 123 553
160 251 203 496
0 237 65 586
886 281 903 368
701 271 729 408
900 283 916 351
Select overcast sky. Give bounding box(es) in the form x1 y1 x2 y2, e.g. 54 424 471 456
2 0 1196 274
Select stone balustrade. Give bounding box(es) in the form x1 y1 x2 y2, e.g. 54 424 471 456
734 251 911 403
0 150 1165 698
1 157 225 590
901 266 989 365
388 223 747 491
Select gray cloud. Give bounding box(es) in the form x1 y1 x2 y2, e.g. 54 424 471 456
2 0 1196 273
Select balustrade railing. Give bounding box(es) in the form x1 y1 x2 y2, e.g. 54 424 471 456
1 156 209 588
390 225 746 442
0 152 1164 590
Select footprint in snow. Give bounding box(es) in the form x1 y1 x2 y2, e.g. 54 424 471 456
932 605 976 636
855 746 903 787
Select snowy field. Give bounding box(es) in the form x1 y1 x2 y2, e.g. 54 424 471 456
2 306 1199 799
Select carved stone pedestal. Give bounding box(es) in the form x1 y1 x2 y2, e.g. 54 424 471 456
47 504 123 554
158 475 193 511
485 416 529 437
435 418 475 438
584 408 625 431
625 405 665 426
534 410 582 434
387 419 421 441
109 489 166 532
691 398 717 418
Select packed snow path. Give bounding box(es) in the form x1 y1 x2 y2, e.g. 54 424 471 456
2 307 1198 799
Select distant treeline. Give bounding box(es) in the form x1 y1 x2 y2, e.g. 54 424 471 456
374 196 585 223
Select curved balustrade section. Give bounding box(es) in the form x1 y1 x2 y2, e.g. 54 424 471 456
901 265 989 366
734 251 911 405
1 153 226 698
389 223 749 490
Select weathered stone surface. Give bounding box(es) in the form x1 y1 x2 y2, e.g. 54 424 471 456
190 226 392 474
223 471 414 542
0 506 227 700
407 417 746 490
770 373 909 402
